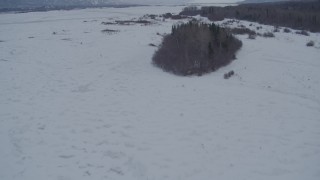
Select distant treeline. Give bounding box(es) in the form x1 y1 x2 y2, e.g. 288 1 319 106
0 4 140 13
180 1 320 32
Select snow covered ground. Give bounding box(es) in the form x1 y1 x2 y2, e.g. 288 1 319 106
1 5 320 180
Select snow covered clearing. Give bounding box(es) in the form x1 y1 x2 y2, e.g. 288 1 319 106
1 5 320 180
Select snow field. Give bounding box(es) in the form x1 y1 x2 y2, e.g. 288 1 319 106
1 5 320 180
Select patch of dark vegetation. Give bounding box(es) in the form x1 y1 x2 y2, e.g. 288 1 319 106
101 29 120 34
248 34 257 39
0 40 5 42
117 20 151 25
180 1 320 32
156 32 162 36
182 6 200 16
171 15 188 20
296 30 310 36
273 26 280 32
143 14 157 19
152 21 242 76
101 20 152 26
149 43 157 47
306 40 315 47
83 20 98 23
61 38 72 41
224 70 235 79
162 13 173 19
283 28 291 33
226 27 256 35
220 19 239 27
101 22 117 25
263 32 275 38
161 13 188 20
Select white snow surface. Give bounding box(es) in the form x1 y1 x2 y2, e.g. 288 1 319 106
1 6 320 180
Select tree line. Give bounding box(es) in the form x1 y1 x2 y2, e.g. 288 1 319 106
181 1 320 32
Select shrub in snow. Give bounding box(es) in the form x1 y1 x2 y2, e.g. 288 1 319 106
296 30 309 36
149 43 157 47
273 27 280 32
162 13 172 19
152 21 242 76
101 29 119 34
224 70 235 79
283 28 291 33
306 41 314 47
171 15 187 20
227 27 256 35
263 32 275 38
248 34 257 39
101 21 117 25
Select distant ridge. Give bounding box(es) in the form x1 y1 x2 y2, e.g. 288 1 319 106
239 0 317 4
0 0 119 9
0 0 185 9
0 0 142 13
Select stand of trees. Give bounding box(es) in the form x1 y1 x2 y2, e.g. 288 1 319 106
152 21 242 76
180 1 320 32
